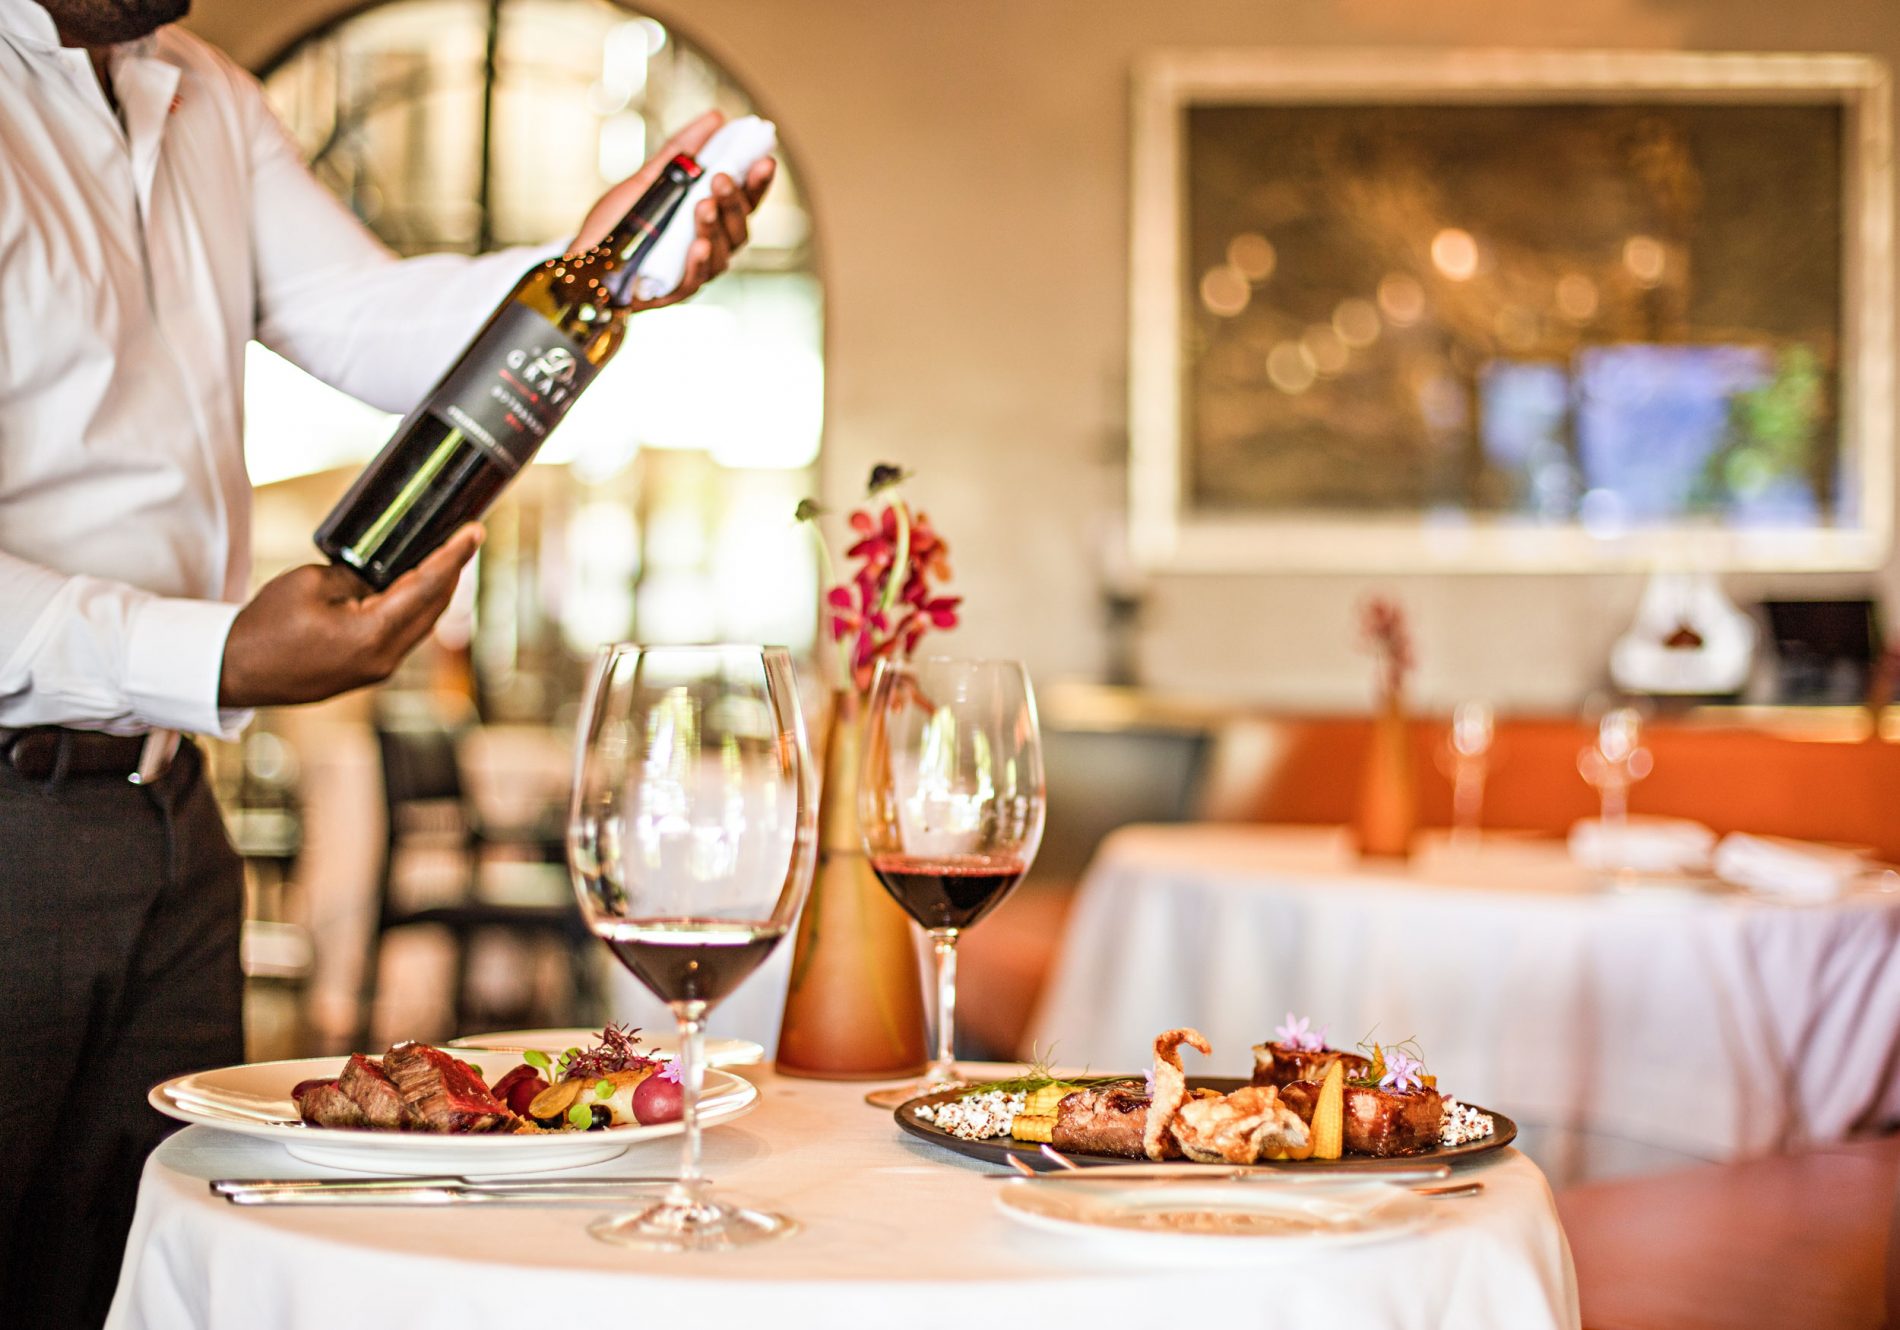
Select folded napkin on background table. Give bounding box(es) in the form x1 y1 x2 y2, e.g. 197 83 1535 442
1711 833 1865 903
1568 816 1715 875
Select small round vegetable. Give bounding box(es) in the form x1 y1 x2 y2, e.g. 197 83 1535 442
632 1072 683 1125
588 1104 612 1131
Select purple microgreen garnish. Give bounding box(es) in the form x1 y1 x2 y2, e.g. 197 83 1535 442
561 1024 654 1081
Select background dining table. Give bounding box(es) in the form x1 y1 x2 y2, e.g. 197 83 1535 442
107 1064 1579 1330
1028 824 1900 1184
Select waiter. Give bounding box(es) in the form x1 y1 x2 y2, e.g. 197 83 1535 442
0 1 774 1323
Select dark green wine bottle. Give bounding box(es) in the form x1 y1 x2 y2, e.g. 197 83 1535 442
315 154 704 589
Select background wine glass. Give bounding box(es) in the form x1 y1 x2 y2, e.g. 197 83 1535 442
858 658 1045 1107
568 644 816 1250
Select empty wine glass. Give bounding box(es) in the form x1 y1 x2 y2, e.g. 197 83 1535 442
1578 706 1653 830
858 658 1046 1108
1437 700 1495 849
568 644 816 1250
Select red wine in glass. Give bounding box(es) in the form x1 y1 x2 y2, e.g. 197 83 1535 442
593 919 788 1008
867 854 1027 932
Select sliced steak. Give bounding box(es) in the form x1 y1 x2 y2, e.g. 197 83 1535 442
296 1080 370 1129
338 1053 408 1129
1250 1042 1371 1089
1052 1083 1173 1159
381 1042 512 1134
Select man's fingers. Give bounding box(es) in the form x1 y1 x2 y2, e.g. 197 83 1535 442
364 525 482 642
657 109 725 163
742 158 775 210
712 175 749 248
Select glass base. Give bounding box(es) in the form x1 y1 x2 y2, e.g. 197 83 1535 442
588 1196 797 1252
864 1073 962 1109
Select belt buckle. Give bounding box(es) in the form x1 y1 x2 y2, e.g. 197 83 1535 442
128 731 180 785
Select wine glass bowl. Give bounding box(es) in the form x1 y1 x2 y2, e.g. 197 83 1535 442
568 644 816 1250
858 658 1045 1105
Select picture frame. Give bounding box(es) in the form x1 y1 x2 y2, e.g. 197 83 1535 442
1127 49 1894 573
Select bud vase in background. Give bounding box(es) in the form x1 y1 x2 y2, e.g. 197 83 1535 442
775 688 927 1078
1354 597 1416 860
1356 690 1417 859
775 465 961 1079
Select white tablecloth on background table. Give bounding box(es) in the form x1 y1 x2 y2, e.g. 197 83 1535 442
107 1067 1578 1330
1029 826 1900 1181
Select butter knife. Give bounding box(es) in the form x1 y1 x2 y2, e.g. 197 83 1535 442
213 1175 684 1206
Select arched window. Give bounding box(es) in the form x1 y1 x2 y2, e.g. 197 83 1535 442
246 0 820 714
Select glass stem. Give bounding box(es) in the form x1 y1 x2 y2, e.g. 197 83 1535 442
926 928 958 1086
670 1002 708 1211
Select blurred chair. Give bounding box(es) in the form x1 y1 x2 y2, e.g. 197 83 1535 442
1557 1135 1898 1329
356 693 594 1050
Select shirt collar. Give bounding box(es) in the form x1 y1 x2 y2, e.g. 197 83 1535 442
0 1 161 57
0 0 61 48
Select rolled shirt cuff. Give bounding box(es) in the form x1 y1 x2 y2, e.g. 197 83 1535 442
124 596 253 739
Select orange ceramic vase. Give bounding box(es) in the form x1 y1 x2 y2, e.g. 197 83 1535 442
1354 691 1417 859
775 689 928 1079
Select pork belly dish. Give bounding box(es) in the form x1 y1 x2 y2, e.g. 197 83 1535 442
913 1014 1496 1162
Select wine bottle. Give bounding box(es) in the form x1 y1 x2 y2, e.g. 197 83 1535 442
314 154 704 590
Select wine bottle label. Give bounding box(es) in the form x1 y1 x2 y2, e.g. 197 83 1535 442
423 303 599 473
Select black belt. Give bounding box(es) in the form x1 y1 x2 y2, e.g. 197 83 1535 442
0 727 173 782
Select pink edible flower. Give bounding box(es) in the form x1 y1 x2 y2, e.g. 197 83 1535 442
1380 1050 1425 1094
1274 1013 1326 1053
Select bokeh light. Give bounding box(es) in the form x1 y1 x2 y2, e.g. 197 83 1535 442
1430 227 1480 281
1226 232 1278 282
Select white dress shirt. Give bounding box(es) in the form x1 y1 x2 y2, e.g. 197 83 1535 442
0 0 542 738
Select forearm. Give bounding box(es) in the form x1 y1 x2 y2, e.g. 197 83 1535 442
257 244 557 414
0 553 248 737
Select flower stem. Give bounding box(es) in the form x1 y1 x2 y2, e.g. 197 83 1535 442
879 499 912 618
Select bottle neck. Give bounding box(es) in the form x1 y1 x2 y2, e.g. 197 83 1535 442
597 153 702 304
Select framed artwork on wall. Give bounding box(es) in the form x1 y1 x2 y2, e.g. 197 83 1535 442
1127 49 1893 572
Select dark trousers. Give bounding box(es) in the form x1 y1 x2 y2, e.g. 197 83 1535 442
0 740 244 1329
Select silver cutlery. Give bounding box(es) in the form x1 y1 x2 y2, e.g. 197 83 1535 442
1414 1181 1485 1199
1003 1151 1457 1185
212 1175 685 1206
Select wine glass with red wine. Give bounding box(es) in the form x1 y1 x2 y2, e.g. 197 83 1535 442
858 658 1045 1107
568 644 816 1250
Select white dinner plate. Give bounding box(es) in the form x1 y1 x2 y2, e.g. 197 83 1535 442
995 1173 1429 1259
447 1028 766 1068
150 1050 758 1176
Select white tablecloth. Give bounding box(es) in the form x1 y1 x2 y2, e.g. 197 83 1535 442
107 1067 1578 1330
1029 826 1900 1181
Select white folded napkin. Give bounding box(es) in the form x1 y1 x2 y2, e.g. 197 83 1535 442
633 115 778 301
1567 815 1715 875
1711 833 1863 903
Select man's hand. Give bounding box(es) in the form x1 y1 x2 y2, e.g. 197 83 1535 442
569 109 776 311
218 525 484 708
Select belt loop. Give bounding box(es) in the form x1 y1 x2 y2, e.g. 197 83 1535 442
43 730 72 792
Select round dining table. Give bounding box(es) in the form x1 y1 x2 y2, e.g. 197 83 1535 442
106 1065 1579 1330
1028 825 1900 1184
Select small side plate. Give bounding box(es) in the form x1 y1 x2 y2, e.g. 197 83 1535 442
996 1174 1429 1257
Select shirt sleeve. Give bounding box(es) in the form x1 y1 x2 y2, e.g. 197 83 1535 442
230 57 560 413
0 551 250 739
